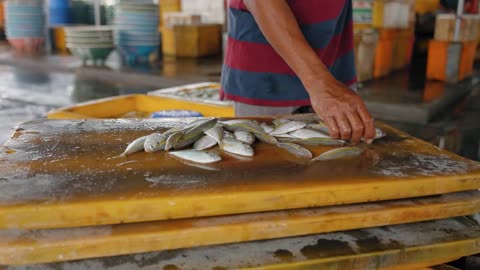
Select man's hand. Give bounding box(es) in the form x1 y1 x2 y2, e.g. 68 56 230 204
244 0 376 143
307 79 375 144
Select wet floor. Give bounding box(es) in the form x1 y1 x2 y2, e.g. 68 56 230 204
0 65 155 144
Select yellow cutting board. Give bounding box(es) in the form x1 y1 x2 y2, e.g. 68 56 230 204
2 216 479 269
0 191 478 265
0 116 479 229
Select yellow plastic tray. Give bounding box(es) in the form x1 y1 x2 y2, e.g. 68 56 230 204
47 94 234 119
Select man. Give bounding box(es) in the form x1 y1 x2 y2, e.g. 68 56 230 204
221 0 375 144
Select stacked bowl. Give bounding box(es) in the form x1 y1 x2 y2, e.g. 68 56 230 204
5 0 46 54
114 2 160 64
65 26 114 65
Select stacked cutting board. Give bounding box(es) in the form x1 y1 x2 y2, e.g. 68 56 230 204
0 115 480 269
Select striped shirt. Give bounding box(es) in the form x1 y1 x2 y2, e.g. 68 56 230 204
221 0 356 107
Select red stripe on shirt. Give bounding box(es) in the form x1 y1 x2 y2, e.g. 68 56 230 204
225 22 353 75
229 0 347 24
229 0 247 10
289 0 347 25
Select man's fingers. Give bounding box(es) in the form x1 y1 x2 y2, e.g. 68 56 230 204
324 117 340 139
336 114 352 140
357 105 375 143
346 111 364 143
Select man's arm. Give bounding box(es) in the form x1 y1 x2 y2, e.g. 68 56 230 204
243 0 375 143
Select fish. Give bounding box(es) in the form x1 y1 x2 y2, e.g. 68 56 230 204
290 128 330 140
185 118 217 134
223 131 235 139
272 118 290 126
254 132 278 144
120 136 147 157
260 123 274 133
224 120 277 144
306 122 330 134
205 126 224 146
144 133 167 153
270 121 307 135
183 118 215 132
194 135 218 150
221 138 254 157
273 133 296 139
165 131 183 151
374 128 387 140
169 150 222 164
278 137 345 146
276 143 313 159
234 131 256 144
312 147 363 161
223 120 265 135
174 119 217 150
162 126 184 137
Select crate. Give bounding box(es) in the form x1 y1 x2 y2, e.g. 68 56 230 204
159 0 182 28
161 24 222 58
415 0 440 14
148 82 232 107
374 29 396 78
392 29 414 70
426 40 478 83
47 94 234 119
435 14 480 42
373 0 413 29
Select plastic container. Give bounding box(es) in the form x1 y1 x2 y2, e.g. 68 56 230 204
162 24 222 58
47 94 234 119
427 40 478 82
151 110 203 118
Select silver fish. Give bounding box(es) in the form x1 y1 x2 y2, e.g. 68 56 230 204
186 118 217 133
274 133 296 139
234 130 255 144
194 135 218 150
270 121 307 135
165 131 183 151
223 120 265 135
306 122 330 134
374 128 387 140
221 138 254 157
261 123 274 133
162 126 184 137
144 133 167 153
224 120 277 144
272 118 290 126
205 126 224 146
183 118 215 132
120 136 146 156
278 137 345 146
290 128 330 139
254 132 278 144
276 143 312 159
170 150 222 164
174 119 217 150
312 147 363 161
223 131 235 139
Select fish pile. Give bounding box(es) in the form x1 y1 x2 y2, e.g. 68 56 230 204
174 87 221 101
120 118 386 164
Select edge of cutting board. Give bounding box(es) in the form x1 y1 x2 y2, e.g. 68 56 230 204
0 191 479 265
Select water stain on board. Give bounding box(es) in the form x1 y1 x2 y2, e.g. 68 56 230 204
163 264 180 270
273 249 294 262
300 239 355 259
